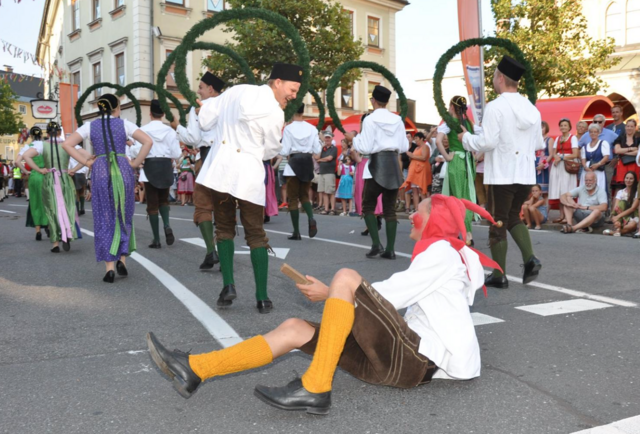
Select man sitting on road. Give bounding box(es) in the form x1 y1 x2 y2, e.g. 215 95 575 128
560 171 607 233
145 195 502 415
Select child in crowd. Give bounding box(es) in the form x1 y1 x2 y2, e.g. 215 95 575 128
521 184 547 230
336 156 355 216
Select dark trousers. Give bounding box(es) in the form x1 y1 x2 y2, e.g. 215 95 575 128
487 184 532 245
13 179 22 197
211 189 268 249
286 177 311 211
145 182 170 216
193 158 216 225
362 179 398 221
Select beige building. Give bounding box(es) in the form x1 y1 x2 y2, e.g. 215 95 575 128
37 0 408 130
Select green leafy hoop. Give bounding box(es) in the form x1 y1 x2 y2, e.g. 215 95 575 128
75 82 141 127
326 61 408 134
117 81 188 126
168 7 311 120
308 88 325 131
434 37 537 134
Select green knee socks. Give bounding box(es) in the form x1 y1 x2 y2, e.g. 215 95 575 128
199 221 215 254
510 224 535 263
149 214 160 243
385 220 398 252
290 210 300 235
217 239 235 286
490 239 508 277
250 247 269 301
302 202 314 219
159 205 171 229
364 214 381 246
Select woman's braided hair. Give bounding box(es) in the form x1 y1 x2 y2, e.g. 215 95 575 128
451 95 474 131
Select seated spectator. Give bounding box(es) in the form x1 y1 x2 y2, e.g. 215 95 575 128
559 171 607 233
604 171 639 236
522 184 547 230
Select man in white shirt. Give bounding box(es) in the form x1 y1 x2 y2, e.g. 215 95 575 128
344 85 409 260
146 194 500 415
132 100 182 248
195 62 302 314
460 55 544 288
280 103 321 240
171 72 225 270
68 144 90 215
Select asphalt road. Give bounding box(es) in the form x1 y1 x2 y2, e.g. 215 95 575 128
1 196 639 434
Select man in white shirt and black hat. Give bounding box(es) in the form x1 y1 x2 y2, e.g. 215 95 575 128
280 103 321 240
132 100 182 248
345 85 409 260
171 72 225 270
195 62 303 314
459 55 544 288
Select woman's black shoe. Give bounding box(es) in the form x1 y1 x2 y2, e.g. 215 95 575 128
361 228 369 236
35 232 42 241
62 241 70 252
50 246 60 253
44 227 50 238
116 260 128 277
103 270 115 283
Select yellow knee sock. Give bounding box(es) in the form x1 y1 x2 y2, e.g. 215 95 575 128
302 298 355 394
189 335 273 381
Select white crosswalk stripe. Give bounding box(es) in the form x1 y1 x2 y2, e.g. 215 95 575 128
571 415 640 433
515 299 613 317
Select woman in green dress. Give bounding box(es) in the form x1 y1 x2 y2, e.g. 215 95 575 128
22 122 81 253
16 126 49 240
435 96 478 245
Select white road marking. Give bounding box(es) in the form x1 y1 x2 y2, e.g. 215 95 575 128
80 229 242 348
515 299 613 317
571 415 640 433
471 312 504 326
180 237 290 260
0 210 16 213
7 204 27 207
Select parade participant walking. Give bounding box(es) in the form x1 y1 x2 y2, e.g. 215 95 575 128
460 55 544 288
12 163 23 198
196 62 302 314
280 103 321 240
130 100 182 248
171 72 225 270
145 195 502 415
62 94 153 283
345 85 408 260
16 126 49 240
22 122 80 253
69 143 90 216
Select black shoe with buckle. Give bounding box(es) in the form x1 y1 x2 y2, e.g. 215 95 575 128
288 232 302 241
366 244 384 258
217 284 237 307
522 256 542 285
254 378 331 415
35 232 42 241
149 241 162 249
116 260 128 277
164 227 175 246
199 250 219 270
146 332 201 399
308 218 317 238
380 250 396 260
485 274 508 289
257 299 273 314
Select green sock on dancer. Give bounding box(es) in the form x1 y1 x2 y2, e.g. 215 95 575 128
217 239 235 286
509 224 534 263
302 202 314 219
250 247 269 301
159 205 171 228
290 209 300 234
199 221 215 254
364 214 381 246
149 214 160 243
490 239 508 277
385 220 398 252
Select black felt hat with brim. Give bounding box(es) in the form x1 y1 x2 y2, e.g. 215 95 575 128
497 55 526 82
201 72 225 93
269 63 303 83
372 85 392 103
150 99 164 116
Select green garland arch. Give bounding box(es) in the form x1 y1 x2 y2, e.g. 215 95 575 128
117 81 188 126
168 7 311 120
75 82 141 127
156 41 257 123
433 37 537 134
308 88 325 131
326 61 408 134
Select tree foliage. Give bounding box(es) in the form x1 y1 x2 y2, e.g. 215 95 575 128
485 0 620 99
0 81 24 136
203 0 365 91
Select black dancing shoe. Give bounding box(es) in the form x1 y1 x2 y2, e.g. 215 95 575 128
116 260 128 277
257 299 273 314
485 274 508 289
164 227 175 246
254 378 331 415
365 244 384 258
380 250 396 260
148 242 162 249
79 209 85 216
264 215 271 224
103 270 115 283
361 228 369 236
217 284 237 307
50 246 60 253
288 232 302 241
199 250 219 270
146 332 201 399
35 232 42 241
62 241 70 252
522 256 542 285
44 227 50 238
308 218 317 238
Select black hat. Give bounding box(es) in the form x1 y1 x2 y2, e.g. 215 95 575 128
372 85 391 103
29 126 42 137
201 72 225 93
97 93 120 113
47 121 61 135
296 103 305 114
150 99 164 116
497 55 526 82
268 62 303 83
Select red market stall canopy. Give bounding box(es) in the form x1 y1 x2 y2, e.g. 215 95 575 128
536 96 614 137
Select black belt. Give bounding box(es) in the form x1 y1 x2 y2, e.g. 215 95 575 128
200 146 211 163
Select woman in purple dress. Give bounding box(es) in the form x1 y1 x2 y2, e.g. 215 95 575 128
63 94 152 283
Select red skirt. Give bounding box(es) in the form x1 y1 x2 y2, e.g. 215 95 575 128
612 159 640 185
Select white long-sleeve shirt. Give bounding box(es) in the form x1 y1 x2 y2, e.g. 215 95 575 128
69 145 89 174
280 121 322 176
353 108 408 179
373 240 484 380
461 92 544 185
176 99 218 161
129 120 182 183
196 84 284 205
